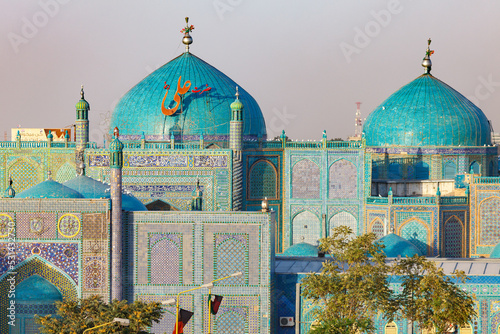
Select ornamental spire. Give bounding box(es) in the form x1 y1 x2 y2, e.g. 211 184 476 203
422 38 434 74
181 17 194 53
80 84 84 99
235 86 239 99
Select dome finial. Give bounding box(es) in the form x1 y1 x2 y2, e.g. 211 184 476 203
80 84 84 99
422 38 434 74
235 86 239 99
181 17 194 53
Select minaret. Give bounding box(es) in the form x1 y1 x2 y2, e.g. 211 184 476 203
422 38 434 74
75 85 90 150
230 87 244 211
109 127 124 300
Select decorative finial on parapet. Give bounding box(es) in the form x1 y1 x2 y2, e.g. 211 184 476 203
261 197 270 212
181 17 194 52
422 38 434 74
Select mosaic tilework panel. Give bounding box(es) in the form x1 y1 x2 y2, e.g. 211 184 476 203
149 233 182 284
292 159 320 198
248 160 277 199
8 157 41 193
203 295 260 334
329 159 357 199
16 212 57 239
57 213 82 239
400 220 429 256
479 197 500 245
214 233 249 285
138 294 195 334
329 212 357 235
370 219 384 239
0 257 78 333
0 199 109 215
328 206 358 221
292 211 321 245
0 242 79 283
444 216 463 257
0 213 15 239
55 161 75 183
82 255 107 291
82 213 108 239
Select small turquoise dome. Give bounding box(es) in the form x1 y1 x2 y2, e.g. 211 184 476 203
376 233 422 258
280 242 318 257
64 175 147 211
17 180 84 199
109 136 124 151
363 74 491 147
230 98 244 111
490 243 500 258
76 98 90 111
110 52 266 140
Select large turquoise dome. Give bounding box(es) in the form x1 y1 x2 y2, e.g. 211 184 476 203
376 233 422 258
17 180 84 199
110 52 267 141
363 74 491 147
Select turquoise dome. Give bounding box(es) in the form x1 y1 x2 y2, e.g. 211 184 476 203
64 175 147 211
280 242 318 257
110 52 267 141
490 242 500 258
363 74 491 147
17 180 84 199
376 233 422 258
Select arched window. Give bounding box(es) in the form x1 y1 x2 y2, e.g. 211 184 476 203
470 161 480 174
150 237 181 284
292 159 320 198
248 160 277 199
215 236 248 285
388 163 402 179
292 211 321 245
370 219 384 239
329 212 357 236
444 216 463 258
443 160 456 179
329 159 357 199
385 321 398 334
415 161 429 180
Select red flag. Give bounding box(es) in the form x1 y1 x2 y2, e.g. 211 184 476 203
172 308 194 334
209 294 223 315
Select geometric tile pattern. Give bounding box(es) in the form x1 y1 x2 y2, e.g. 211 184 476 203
292 159 320 198
292 211 320 245
400 219 429 256
8 158 40 193
329 212 357 236
370 219 384 239
82 255 106 291
329 159 357 199
149 233 181 284
214 307 247 333
214 234 248 285
248 160 277 199
16 212 57 239
444 216 463 258
479 197 500 245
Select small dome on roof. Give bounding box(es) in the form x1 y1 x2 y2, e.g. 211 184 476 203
490 242 500 258
17 180 84 199
64 175 147 211
376 233 422 258
280 242 318 257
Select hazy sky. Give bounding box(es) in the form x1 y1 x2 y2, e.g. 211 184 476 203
1 0 500 143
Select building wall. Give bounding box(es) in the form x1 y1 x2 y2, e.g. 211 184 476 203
124 211 274 334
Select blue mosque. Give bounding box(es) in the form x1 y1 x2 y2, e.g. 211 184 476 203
2 19 500 333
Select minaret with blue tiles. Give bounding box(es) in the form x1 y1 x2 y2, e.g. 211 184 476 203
109 127 124 300
75 85 90 150
230 87 243 210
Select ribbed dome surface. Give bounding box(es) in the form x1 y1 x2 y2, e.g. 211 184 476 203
363 74 491 147
110 52 266 140
376 233 422 258
17 180 84 199
64 175 147 211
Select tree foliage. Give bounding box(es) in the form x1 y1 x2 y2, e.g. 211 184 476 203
35 295 164 334
301 226 476 334
301 226 394 333
392 255 476 334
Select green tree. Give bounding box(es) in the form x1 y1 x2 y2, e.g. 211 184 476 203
391 255 476 334
301 226 394 334
35 295 164 334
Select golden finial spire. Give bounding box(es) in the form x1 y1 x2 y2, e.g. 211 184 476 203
422 38 434 74
80 84 85 99
235 86 239 99
181 17 194 53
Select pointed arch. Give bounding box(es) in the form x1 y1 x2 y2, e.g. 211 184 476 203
470 161 480 174
443 160 457 179
444 215 464 257
0 256 78 333
292 211 321 245
248 160 277 199
398 218 430 256
55 161 76 183
329 212 357 236
370 218 385 239
329 159 357 199
385 321 398 334
145 199 179 211
292 159 320 198
415 161 430 180
149 236 181 284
